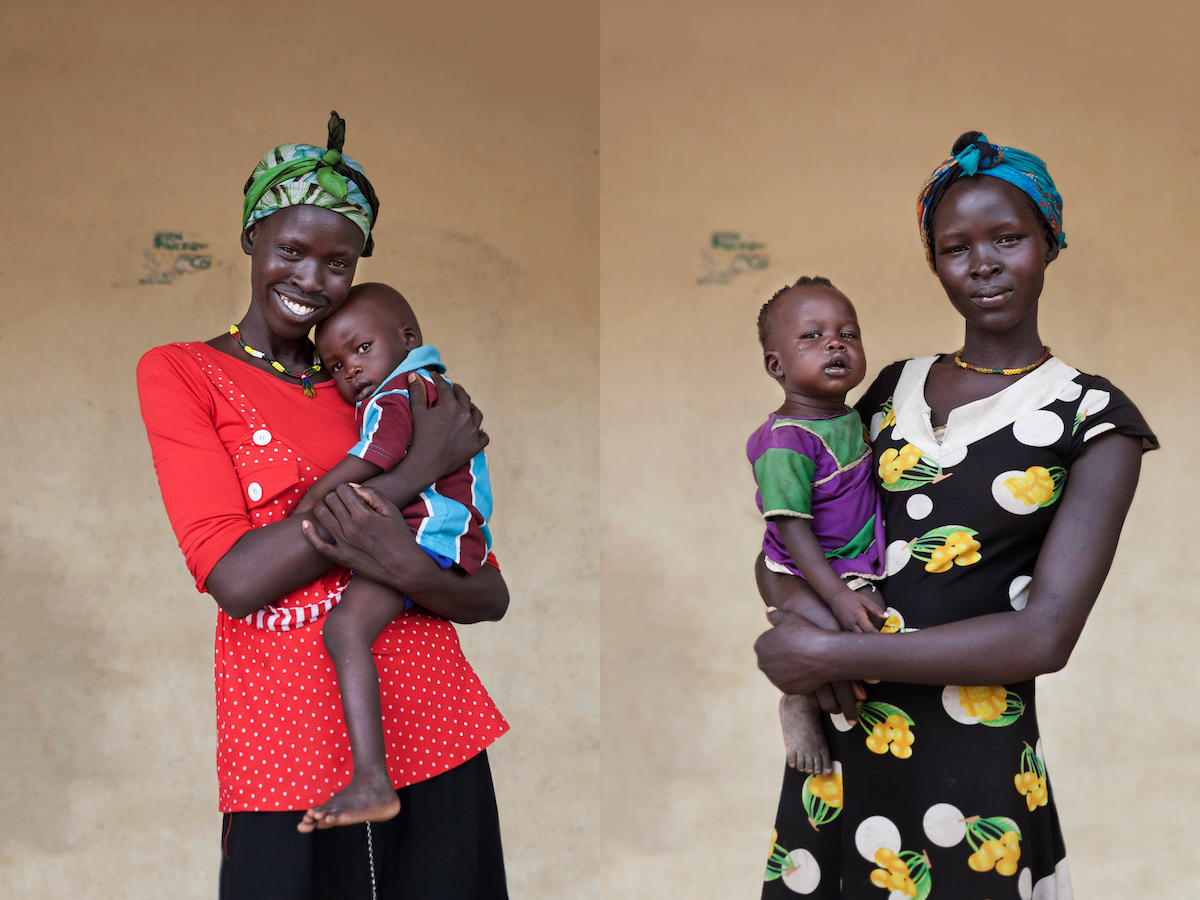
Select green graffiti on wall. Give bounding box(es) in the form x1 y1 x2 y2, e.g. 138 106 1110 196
140 231 216 285
698 231 770 284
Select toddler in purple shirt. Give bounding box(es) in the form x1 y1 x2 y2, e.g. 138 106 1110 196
747 276 886 773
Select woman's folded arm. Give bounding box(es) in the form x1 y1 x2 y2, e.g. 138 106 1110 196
757 432 1142 692
302 483 509 625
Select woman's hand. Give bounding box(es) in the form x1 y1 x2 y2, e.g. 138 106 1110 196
755 554 864 722
302 483 509 624
756 609 853 701
406 375 488 484
754 433 1145 690
302 483 441 592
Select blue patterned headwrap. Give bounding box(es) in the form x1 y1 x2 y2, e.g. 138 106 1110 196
242 111 380 257
917 131 1065 272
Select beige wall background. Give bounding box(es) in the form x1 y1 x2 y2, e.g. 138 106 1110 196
601 2 1196 898
0 1 597 897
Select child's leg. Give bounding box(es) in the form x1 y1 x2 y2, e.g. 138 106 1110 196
780 693 831 774
773 574 834 774
298 577 408 833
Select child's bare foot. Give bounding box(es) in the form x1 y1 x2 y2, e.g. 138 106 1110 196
780 693 832 774
297 772 400 833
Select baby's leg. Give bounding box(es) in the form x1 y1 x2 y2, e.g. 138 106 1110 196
298 577 407 833
773 575 834 774
780 693 831 774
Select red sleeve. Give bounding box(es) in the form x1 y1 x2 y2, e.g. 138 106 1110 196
350 390 414 472
137 346 254 592
485 552 500 573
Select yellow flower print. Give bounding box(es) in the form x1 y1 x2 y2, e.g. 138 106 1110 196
963 816 1022 876
801 763 844 830
1015 743 1049 811
877 444 954 492
958 685 1007 721
858 702 916 759
869 846 931 898
870 848 918 897
879 444 924 485
869 396 896 441
951 685 1026 726
1004 466 1054 505
945 530 982 566
1002 465 1067 509
906 526 983 573
807 772 843 808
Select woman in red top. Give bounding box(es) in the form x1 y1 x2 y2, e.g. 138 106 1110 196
137 113 510 899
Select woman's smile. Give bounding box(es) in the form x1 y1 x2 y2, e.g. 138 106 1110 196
275 287 323 322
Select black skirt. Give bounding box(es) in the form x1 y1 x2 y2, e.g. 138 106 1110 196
219 750 507 900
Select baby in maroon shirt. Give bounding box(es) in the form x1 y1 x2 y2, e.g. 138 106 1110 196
295 282 492 832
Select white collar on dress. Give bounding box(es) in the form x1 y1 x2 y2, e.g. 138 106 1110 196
891 355 1080 462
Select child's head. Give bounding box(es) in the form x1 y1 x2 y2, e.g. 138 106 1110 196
315 282 422 404
758 277 865 402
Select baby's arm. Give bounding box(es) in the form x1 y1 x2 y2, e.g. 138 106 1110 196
773 516 885 633
295 456 384 516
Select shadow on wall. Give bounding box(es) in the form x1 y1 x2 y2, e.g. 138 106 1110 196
601 533 729 852
374 223 522 348
0 527 140 852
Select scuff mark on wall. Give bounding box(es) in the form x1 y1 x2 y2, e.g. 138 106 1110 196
697 231 769 284
139 232 216 285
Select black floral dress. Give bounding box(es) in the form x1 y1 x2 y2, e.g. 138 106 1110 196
763 356 1157 900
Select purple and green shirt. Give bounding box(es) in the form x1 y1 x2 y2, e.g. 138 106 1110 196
747 409 885 581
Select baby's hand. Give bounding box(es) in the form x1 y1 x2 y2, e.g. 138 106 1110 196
827 587 887 634
293 491 319 517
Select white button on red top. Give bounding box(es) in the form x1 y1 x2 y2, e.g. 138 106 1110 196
253 429 272 446
247 482 263 502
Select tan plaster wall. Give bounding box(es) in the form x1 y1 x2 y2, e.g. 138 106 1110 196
601 2 1197 897
0 1 597 897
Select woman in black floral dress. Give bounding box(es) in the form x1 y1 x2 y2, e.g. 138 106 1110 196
756 133 1157 899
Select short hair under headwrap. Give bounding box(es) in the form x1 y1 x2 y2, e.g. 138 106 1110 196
917 131 1066 272
242 111 381 257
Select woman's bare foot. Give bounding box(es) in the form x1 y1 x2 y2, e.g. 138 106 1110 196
780 693 832 774
297 772 400 833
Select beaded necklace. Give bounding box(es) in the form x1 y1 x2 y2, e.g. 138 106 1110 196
228 324 322 397
953 346 1051 376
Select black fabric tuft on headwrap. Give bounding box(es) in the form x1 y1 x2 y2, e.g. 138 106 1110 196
951 131 981 156
327 111 347 153
922 131 1001 241
323 110 381 257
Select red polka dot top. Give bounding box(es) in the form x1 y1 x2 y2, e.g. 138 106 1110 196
137 342 509 813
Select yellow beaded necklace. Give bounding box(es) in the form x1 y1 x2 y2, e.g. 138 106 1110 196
229 324 321 397
953 346 1051 376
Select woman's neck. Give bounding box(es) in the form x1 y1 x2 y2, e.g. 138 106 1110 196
958 320 1045 370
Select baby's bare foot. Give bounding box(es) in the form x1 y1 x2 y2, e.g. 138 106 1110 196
780 693 832 774
297 773 400 833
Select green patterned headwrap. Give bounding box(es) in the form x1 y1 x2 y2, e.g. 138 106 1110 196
242 111 381 256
